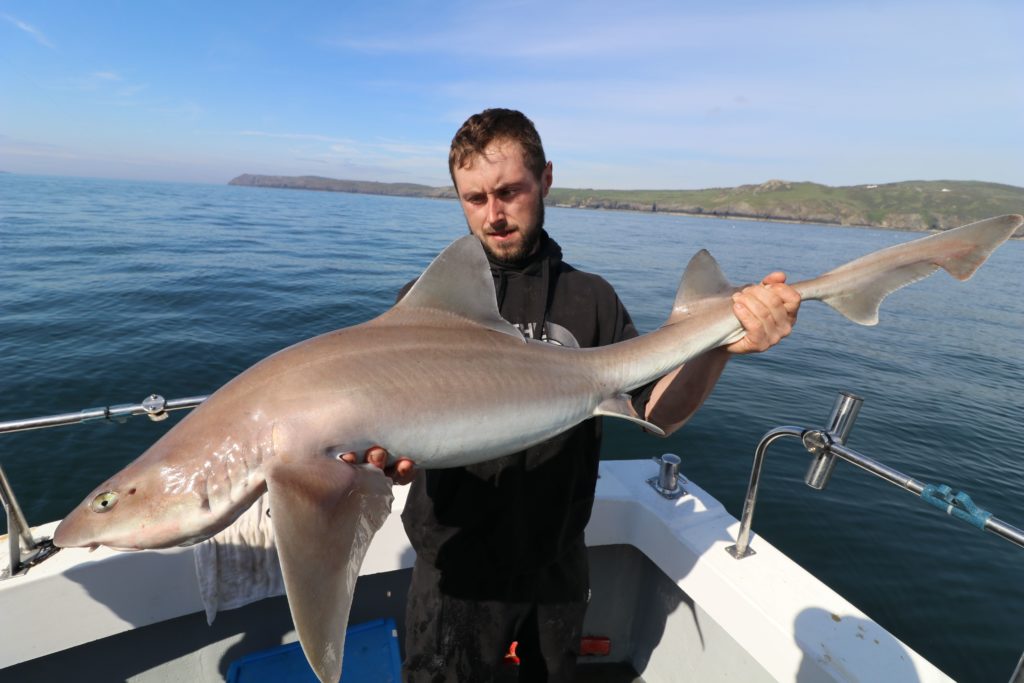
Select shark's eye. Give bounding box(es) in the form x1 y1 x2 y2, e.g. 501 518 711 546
90 491 119 513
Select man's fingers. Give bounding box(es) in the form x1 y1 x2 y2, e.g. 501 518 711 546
366 446 388 468
388 459 416 485
339 447 414 484
729 276 800 354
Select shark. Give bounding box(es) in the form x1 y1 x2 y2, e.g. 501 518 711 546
53 214 1022 682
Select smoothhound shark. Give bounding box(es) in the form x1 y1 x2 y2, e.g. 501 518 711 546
54 214 1022 682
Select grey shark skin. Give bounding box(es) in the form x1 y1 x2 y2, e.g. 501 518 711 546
53 214 1022 683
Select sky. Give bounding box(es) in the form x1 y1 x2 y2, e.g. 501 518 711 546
1 1 1021 189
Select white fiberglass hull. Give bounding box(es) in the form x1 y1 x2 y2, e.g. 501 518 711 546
0 459 951 682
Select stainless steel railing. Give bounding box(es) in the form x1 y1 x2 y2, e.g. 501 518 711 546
0 394 208 435
726 391 1024 559
0 393 207 578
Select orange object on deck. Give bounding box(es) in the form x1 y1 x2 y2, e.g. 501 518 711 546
579 636 611 656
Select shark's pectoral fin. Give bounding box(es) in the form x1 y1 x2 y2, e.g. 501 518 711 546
265 459 394 683
595 394 666 436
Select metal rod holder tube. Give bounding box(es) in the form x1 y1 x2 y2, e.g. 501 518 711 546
658 454 681 492
648 453 687 499
826 391 863 443
805 392 863 490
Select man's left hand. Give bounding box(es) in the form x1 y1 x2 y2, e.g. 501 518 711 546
726 272 801 355
340 446 416 485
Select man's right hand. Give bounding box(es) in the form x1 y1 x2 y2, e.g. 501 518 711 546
341 446 416 485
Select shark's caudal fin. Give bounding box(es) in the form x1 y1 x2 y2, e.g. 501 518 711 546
265 460 393 683
795 214 1021 325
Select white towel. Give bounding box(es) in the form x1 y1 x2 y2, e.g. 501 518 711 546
194 494 285 625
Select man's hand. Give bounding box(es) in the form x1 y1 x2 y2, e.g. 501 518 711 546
340 446 416 485
726 272 801 355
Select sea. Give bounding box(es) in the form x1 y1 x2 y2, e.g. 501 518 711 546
2 173 1022 682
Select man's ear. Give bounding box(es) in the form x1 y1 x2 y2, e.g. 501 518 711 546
541 161 553 197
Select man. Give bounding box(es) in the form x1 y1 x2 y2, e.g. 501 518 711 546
348 108 800 681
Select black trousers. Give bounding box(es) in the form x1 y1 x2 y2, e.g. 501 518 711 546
402 558 587 682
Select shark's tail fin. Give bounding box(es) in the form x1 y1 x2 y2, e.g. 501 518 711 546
794 214 1022 326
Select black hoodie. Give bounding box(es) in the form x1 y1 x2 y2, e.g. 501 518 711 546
400 232 639 602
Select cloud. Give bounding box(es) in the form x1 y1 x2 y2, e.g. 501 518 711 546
237 131 445 160
0 135 82 161
2 13 55 49
238 130 351 144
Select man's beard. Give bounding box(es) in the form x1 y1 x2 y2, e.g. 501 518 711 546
478 197 545 266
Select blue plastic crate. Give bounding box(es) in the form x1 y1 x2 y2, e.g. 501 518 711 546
226 618 402 683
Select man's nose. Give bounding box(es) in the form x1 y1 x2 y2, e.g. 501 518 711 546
486 196 506 225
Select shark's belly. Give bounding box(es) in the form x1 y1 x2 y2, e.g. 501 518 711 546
280 332 605 468
377 349 601 467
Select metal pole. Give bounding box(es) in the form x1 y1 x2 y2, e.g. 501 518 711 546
1 464 37 576
726 426 804 559
0 465 35 550
1010 649 1024 683
0 395 208 435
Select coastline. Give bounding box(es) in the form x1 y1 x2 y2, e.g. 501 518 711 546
228 174 1024 237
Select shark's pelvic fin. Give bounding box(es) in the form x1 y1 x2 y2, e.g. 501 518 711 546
394 234 524 340
594 394 666 436
265 459 393 683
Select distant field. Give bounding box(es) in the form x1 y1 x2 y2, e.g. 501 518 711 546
229 175 1024 234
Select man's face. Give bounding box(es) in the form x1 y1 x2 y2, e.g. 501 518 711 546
453 140 552 265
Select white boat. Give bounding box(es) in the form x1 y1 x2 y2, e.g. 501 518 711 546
8 391 1018 682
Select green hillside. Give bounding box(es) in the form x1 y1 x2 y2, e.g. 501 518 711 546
546 179 1024 232
229 175 1023 234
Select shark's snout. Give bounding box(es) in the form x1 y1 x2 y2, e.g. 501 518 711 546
53 477 172 550
53 486 126 548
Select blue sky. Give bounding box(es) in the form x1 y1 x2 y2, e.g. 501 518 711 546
2 1 1021 188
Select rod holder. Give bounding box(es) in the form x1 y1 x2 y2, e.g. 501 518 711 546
648 453 687 499
804 391 863 490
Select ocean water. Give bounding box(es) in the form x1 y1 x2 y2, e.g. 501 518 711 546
1 174 1022 681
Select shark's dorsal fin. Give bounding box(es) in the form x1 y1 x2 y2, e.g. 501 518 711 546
394 235 524 340
677 250 734 305
668 249 737 324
